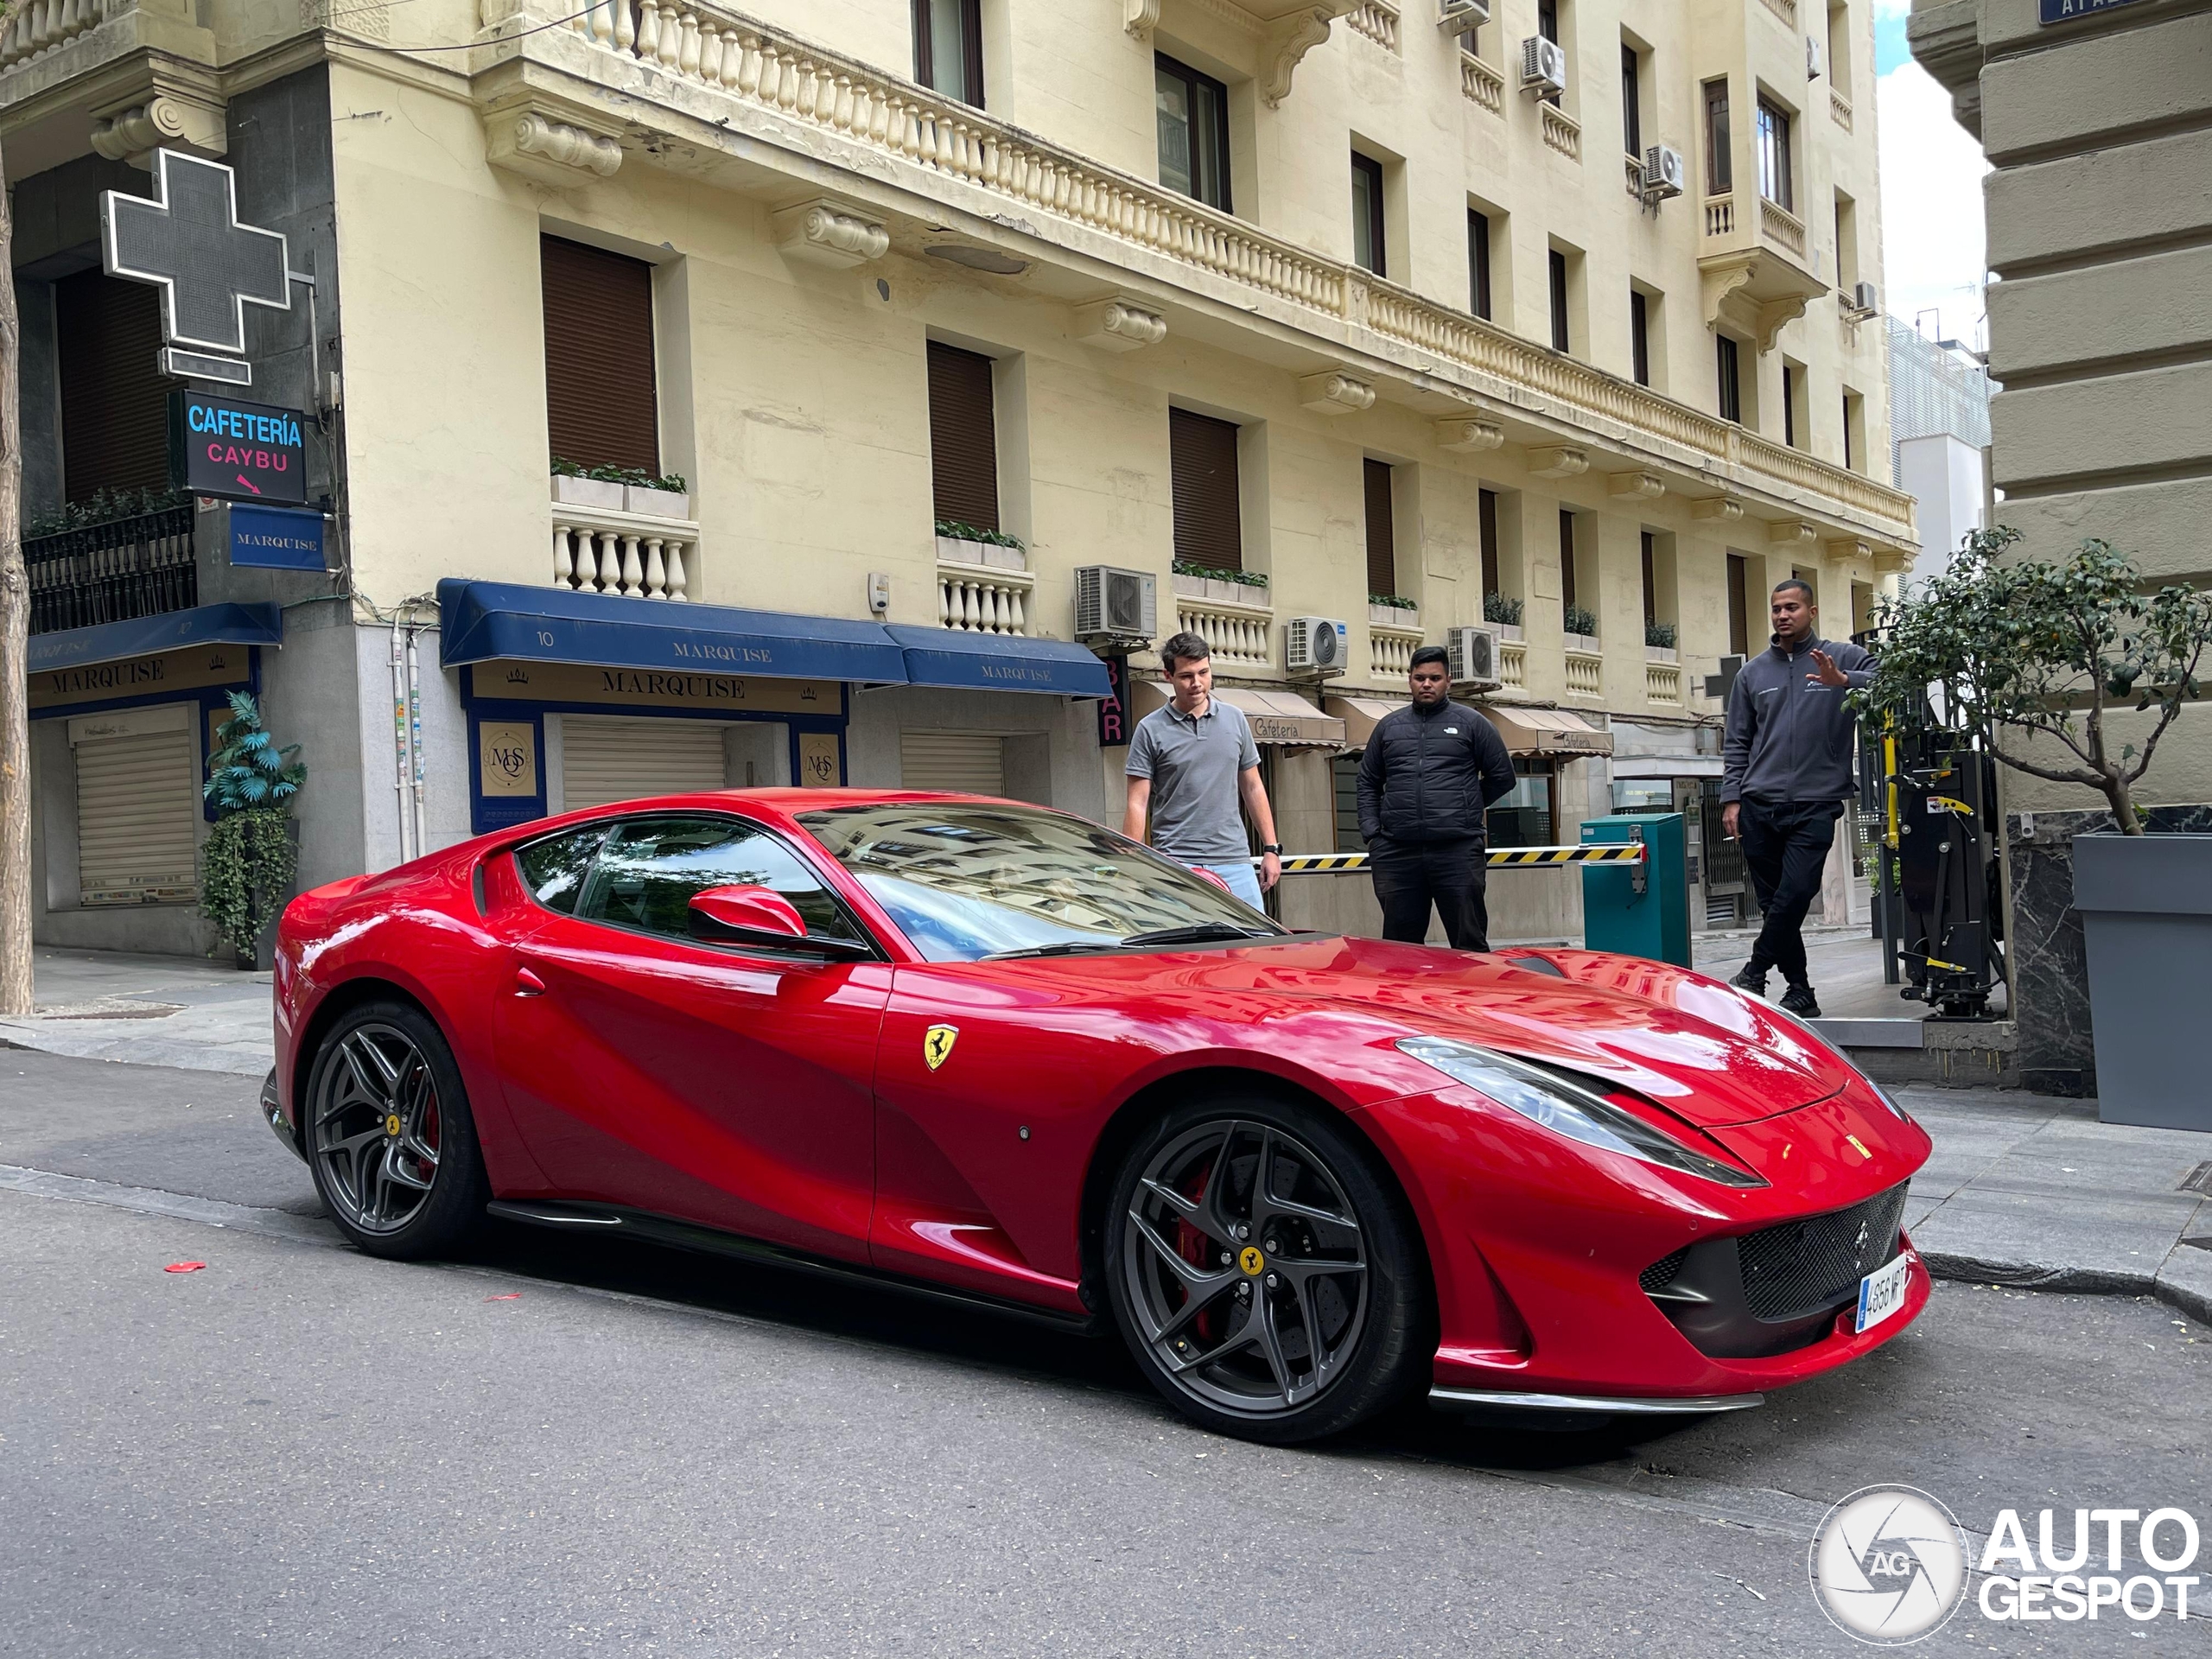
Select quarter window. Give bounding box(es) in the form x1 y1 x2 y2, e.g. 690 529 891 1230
575 817 863 946
516 823 612 915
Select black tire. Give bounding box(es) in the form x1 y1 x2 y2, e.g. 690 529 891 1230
1103 1093 1433 1445
302 999 487 1260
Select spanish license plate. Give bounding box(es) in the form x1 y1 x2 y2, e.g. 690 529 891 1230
1854 1252 1910 1334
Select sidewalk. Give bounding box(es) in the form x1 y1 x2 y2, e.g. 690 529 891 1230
3 948 2204 1324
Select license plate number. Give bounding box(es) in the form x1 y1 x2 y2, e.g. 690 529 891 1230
1855 1252 1910 1334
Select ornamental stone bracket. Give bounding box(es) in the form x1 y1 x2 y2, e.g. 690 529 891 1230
1692 495 1745 521
1299 369 1376 414
1609 472 1666 500
1825 536 1872 565
1767 518 1820 548
1528 446 1589 480
1699 254 1815 352
1122 0 1162 35
1261 3 1357 106
89 90 227 164
482 105 622 186
1435 417 1504 452
1074 295 1168 351
772 197 890 268
1873 547 1910 574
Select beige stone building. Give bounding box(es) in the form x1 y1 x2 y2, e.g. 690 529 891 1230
6 0 1913 955
1911 0 2212 810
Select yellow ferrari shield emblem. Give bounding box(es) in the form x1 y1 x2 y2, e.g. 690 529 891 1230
385 1113 403 1138
922 1024 959 1071
1238 1246 1266 1276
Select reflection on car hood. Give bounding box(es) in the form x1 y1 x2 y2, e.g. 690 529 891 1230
1007 934 1852 1127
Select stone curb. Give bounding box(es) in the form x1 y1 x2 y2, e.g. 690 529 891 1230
1922 1249 2212 1330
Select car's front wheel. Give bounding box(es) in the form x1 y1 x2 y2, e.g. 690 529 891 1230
1103 1095 1432 1444
302 1000 486 1260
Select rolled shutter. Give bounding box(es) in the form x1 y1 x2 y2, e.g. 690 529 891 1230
560 717 727 811
899 730 1005 796
542 236 659 475
76 728 200 905
56 270 172 503
1169 407 1242 572
926 341 999 531
1363 458 1395 599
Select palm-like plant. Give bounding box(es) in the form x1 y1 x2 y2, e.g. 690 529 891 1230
205 691 306 812
200 693 307 963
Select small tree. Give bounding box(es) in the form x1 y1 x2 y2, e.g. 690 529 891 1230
200 692 307 963
1859 528 2212 835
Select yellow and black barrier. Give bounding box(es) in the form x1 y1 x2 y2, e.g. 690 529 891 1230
1272 843 1647 875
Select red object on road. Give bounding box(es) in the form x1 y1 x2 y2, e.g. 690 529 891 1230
163 1262 207 1273
268 789 1932 1443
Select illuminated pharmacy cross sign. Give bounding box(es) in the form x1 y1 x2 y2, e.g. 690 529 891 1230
101 149 289 358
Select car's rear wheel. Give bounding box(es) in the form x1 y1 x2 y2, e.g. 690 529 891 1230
1103 1095 1431 1444
303 1000 486 1260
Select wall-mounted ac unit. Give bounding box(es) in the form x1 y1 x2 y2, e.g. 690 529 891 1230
1438 0 1490 29
1446 625 1502 690
1643 143 1686 200
1072 565 1157 646
1520 36 1567 98
1806 35 1824 79
1848 280 1880 318
1285 616 1349 677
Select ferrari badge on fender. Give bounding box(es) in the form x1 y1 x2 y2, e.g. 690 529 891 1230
923 1024 959 1071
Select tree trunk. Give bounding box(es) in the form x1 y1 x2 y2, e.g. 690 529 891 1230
0 132 30 1016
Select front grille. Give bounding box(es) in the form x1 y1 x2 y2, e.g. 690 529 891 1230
1638 1247 1689 1294
1736 1182 1910 1323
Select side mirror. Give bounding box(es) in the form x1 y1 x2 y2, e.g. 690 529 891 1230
686 885 869 959
1191 868 1234 896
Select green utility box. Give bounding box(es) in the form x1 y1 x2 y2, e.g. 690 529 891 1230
1580 812 1691 967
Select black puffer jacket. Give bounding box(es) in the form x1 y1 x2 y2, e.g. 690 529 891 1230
1356 699 1518 845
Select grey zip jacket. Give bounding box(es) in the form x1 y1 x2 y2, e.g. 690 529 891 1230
1720 634 1877 804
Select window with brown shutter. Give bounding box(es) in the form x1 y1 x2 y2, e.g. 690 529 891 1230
56 270 171 504
542 235 658 475
926 341 999 531
1168 407 1242 572
1478 488 1501 599
1363 457 1395 599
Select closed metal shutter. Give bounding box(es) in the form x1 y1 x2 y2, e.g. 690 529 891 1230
925 341 999 531
56 270 172 502
541 235 659 475
75 723 200 906
1169 406 1242 572
561 717 727 811
1363 457 1395 599
899 730 1005 797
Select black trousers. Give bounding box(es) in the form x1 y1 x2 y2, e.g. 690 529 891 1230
1738 798 1842 987
1370 837 1491 951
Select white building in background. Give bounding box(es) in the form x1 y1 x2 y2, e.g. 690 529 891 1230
1888 315 1994 587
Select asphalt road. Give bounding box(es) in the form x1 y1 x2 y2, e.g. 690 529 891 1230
3 1049 2207 1656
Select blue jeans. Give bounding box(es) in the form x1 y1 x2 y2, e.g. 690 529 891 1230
1192 860 1266 911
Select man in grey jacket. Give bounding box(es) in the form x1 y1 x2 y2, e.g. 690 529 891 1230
1720 578 1876 1019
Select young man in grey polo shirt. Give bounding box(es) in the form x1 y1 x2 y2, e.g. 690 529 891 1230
1122 632 1281 908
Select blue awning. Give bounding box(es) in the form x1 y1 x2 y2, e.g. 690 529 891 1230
888 626 1113 697
437 580 911 683
28 601 283 673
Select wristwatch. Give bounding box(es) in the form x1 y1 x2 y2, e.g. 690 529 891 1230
1261 842 1284 855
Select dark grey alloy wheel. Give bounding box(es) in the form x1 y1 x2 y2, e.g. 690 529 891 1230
1110 1104 1425 1440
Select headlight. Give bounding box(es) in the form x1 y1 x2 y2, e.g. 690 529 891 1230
1395 1037 1768 1189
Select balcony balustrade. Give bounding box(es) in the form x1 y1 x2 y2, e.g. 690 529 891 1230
28 506 196 635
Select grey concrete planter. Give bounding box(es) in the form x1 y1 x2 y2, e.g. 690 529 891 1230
2074 831 2212 1132
625 484 690 519
550 474 624 511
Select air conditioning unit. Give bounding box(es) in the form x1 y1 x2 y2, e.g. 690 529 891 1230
1520 35 1567 98
1446 625 1502 690
1849 279 1880 317
1806 35 1824 79
1072 565 1157 646
1643 143 1686 200
1438 0 1490 29
1285 615 1350 678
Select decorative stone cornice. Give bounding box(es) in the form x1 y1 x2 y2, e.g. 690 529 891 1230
1609 472 1666 500
1434 417 1503 452
1692 495 1745 521
1528 446 1589 480
1300 369 1376 414
1074 296 1168 351
90 92 226 162
772 197 890 267
484 108 621 184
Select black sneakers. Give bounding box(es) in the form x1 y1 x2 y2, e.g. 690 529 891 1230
1780 983 1822 1018
1729 964 1769 998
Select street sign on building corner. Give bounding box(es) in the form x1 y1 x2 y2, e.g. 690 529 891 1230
2038 0 2148 22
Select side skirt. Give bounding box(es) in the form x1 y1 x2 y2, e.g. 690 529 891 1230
485 1199 1103 1338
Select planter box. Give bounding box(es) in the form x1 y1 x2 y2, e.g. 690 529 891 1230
626 484 691 519
1644 644 1677 662
1565 632 1600 653
938 535 1026 571
1489 621 1524 642
2074 831 2212 1131
550 474 624 512
1369 604 1419 629
1171 572 1206 599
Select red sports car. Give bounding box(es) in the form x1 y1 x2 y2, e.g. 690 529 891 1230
270 790 1931 1443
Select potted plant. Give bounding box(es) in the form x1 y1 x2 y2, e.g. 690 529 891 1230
1859 528 2212 1128
1484 590 1524 642
1644 620 1678 661
1562 603 1600 652
1370 593 1419 628
935 520 1027 570
550 459 691 518
200 692 307 971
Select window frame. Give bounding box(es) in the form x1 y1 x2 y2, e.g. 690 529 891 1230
1703 78 1732 196
925 340 1001 534
1756 94 1794 213
1351 150 1388 276
1467 207 1492 321
1548 248 1571 353
1620 42 1642 160
912 0 985 108
1629 288 1650 386
1154 52 1233 214
1716 333 1742 424
1363 456 1396 601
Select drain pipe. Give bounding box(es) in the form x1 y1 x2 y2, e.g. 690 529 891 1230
404 623 427 860
390 619 415 865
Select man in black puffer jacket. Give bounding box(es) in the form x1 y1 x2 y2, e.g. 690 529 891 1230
1357 645 1518 950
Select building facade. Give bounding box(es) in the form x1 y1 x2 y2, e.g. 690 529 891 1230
1910 0 2212 808
1887 312 1992 588
7 0 1913 956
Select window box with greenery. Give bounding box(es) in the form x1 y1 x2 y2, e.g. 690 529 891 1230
1858 527 2212 1127
1563 603 1601 652
1484 590 1525 642
934 520 1027 571
550 460 690 519
199 693 306 970
1644 620 1678 662
1171 561 1270 608
1369 594 1419 630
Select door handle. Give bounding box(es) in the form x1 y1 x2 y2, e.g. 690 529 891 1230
514 967 546 997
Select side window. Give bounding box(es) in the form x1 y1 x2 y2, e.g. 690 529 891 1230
515 823 610 915
576 817 863 945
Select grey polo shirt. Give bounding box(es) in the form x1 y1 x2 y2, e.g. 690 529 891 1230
1126 696 1259 862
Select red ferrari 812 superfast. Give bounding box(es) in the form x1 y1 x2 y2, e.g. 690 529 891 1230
270 790 1932 1443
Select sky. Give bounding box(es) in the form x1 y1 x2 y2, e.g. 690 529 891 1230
1872 0 1992 348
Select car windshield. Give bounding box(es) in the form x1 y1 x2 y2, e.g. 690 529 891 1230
796 802 1285 963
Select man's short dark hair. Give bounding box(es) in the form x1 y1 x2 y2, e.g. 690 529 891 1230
1409 645 1451 672
1771 577 1816 603
1160 631 1212 673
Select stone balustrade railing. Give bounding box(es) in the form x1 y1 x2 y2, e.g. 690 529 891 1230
552 504 695 600
1830 89 1853 131
1346 0 1397 52
509 0 1914 541
1459 51 1503 116
1499 641 1527 690
1760 198 1808 259
1175 598 1272 671
1368 620 1422 677
1644 659 1682 705
1540 104 1581 162
1564 647 1603 699
938 557 1033 635
1705 195 1737 238
1 0 111 69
